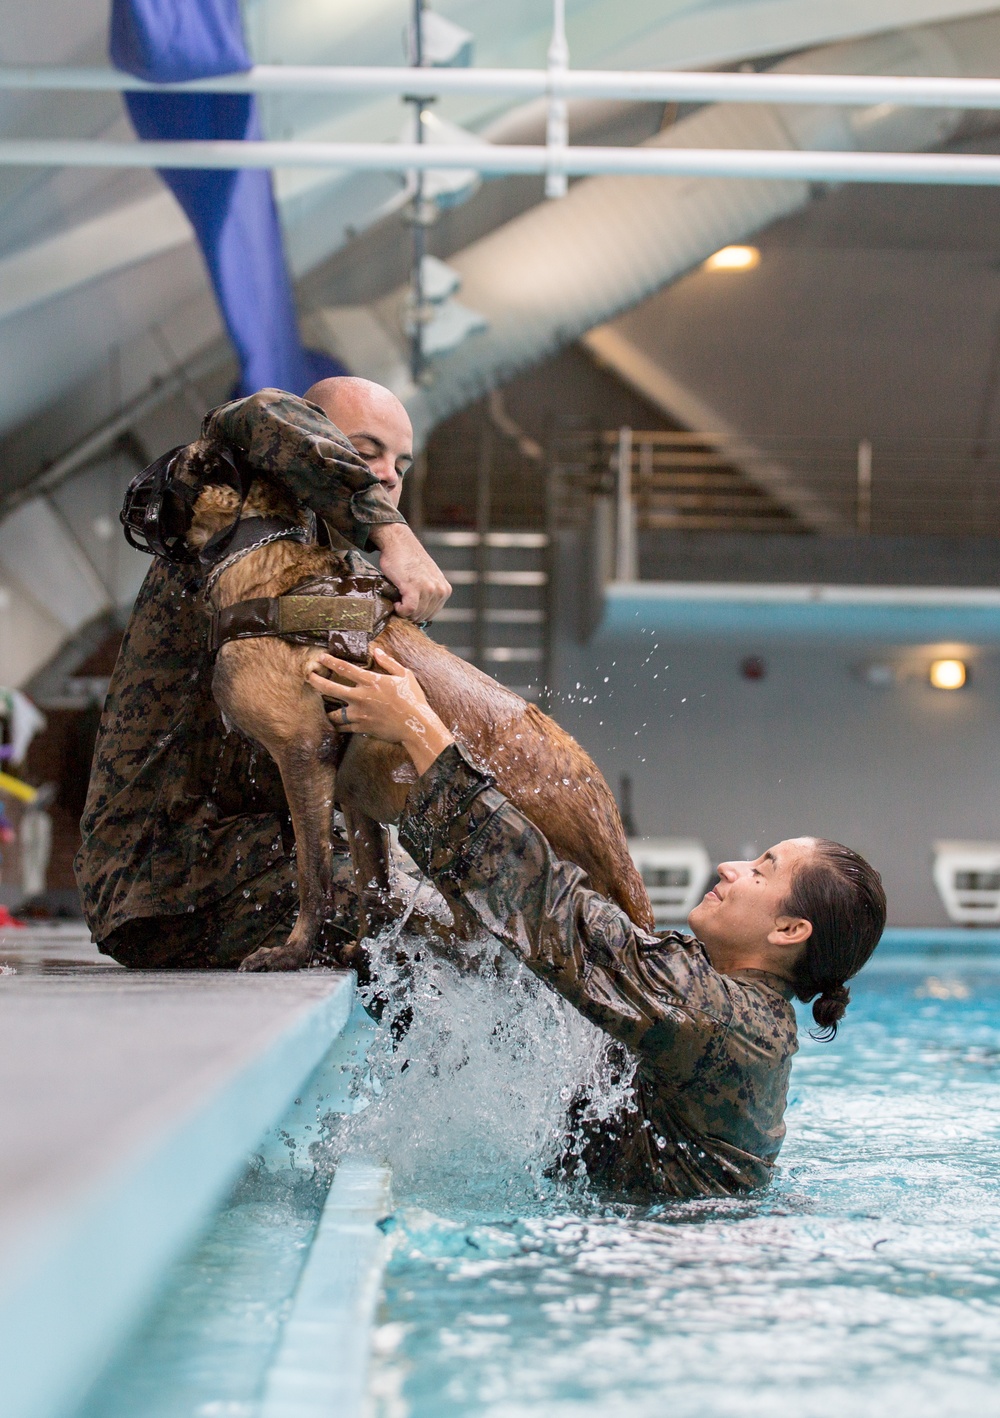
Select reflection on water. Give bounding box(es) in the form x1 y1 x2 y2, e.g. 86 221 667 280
358 957 1000 1418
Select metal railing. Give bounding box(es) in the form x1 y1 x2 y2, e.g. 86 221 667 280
3 140 1000 186
5 59 1000 183
554 429 1000 542
4 65 1000 110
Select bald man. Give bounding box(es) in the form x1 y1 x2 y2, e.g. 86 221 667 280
76 382 451 970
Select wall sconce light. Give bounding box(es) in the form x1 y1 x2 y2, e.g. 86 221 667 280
703 245 761 272
929 658 967 690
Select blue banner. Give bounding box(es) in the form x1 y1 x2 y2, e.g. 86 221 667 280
110 0 342 396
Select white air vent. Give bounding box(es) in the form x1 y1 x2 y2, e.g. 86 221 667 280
933 841 1000 925
629 838 712 929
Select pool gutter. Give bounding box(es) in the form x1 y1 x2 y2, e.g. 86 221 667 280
259 1157 393 1418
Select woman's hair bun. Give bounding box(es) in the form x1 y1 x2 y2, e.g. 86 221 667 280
811 982 851 1039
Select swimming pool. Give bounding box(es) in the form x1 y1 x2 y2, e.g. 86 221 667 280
76 940 1000 1417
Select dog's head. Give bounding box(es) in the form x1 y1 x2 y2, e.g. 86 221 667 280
169 439 301 554
123 436 309 564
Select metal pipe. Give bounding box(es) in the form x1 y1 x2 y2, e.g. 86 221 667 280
473 423 492 672
8 139 1000 185
544 0 569 200
408 0 428 385
7 64 1000 110
615 426 636 582
857 438 873 534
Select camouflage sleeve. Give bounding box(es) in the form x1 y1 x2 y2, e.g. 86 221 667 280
202 388 405 548
399 745 731 1055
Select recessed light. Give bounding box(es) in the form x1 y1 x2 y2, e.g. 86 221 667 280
929 659 967 690
703 245 761 272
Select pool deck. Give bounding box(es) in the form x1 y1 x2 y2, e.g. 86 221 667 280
0 926 357 1418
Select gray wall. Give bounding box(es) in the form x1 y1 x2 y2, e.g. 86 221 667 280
551 622 1000 927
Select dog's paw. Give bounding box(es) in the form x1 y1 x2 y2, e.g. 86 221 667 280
239 943 309 972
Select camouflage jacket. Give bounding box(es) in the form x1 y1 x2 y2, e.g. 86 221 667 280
400 745 800 1199
75 389 405 940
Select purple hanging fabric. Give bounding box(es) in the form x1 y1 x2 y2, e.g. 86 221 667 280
110 0 343 396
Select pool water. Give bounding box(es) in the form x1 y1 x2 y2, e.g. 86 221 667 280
74 1165 327 1418
73 943 1000 1418
365 960 1000 1418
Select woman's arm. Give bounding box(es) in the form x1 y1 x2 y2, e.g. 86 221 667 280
307 645 454 775
307 650 702 1055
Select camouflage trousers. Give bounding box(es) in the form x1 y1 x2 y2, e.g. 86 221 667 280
98 852 360 970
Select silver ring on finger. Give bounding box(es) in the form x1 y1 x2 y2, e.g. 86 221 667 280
339 704 350 726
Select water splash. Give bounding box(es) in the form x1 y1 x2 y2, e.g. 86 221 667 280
325 917 635 1216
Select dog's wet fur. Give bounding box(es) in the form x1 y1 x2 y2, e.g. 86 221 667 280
182 450 654 971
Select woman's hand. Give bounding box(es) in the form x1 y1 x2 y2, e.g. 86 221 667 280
306 645 455 776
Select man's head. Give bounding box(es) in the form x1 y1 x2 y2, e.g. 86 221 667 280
304 376 413 508
688 837 886 1037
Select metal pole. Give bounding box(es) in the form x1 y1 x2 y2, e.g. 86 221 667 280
540 439 556 714
473 422 492 672
11 65 1000 111
10 140 1000 185
408 0 429 385
545 0 568 200
615 426 636 582
857 438 872 534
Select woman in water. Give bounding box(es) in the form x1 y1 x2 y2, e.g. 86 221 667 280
307 647 885 1199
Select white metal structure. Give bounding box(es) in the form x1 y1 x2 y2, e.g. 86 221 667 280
629 838 712 928
933 842 1000 925
7 141 1000 186
7 64 1000 110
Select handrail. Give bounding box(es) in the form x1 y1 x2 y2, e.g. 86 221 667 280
3 139 1000 184
2 64 1000 109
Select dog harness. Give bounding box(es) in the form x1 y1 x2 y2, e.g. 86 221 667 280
204 517 400 665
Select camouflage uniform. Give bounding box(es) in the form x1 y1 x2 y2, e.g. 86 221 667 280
399 744 800 1199
75 389 405 968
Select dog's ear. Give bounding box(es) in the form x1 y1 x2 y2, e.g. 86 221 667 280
171 437 231 493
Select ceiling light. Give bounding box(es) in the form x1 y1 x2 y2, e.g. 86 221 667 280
703 245 761 272
929 659 967 690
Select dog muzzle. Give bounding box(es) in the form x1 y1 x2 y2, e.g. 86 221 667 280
120 444 250 565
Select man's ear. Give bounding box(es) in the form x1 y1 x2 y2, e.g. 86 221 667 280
768 915 814 950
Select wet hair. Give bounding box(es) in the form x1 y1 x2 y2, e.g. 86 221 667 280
783 840 886 1041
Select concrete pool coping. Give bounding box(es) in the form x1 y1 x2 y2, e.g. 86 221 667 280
0 933 357 1418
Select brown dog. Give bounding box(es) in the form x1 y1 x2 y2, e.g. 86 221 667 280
184 471 653 972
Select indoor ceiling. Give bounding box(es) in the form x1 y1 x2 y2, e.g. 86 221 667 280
1 0 1000 508
587 130 1000 537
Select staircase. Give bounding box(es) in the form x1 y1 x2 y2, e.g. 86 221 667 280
420 529 550 701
